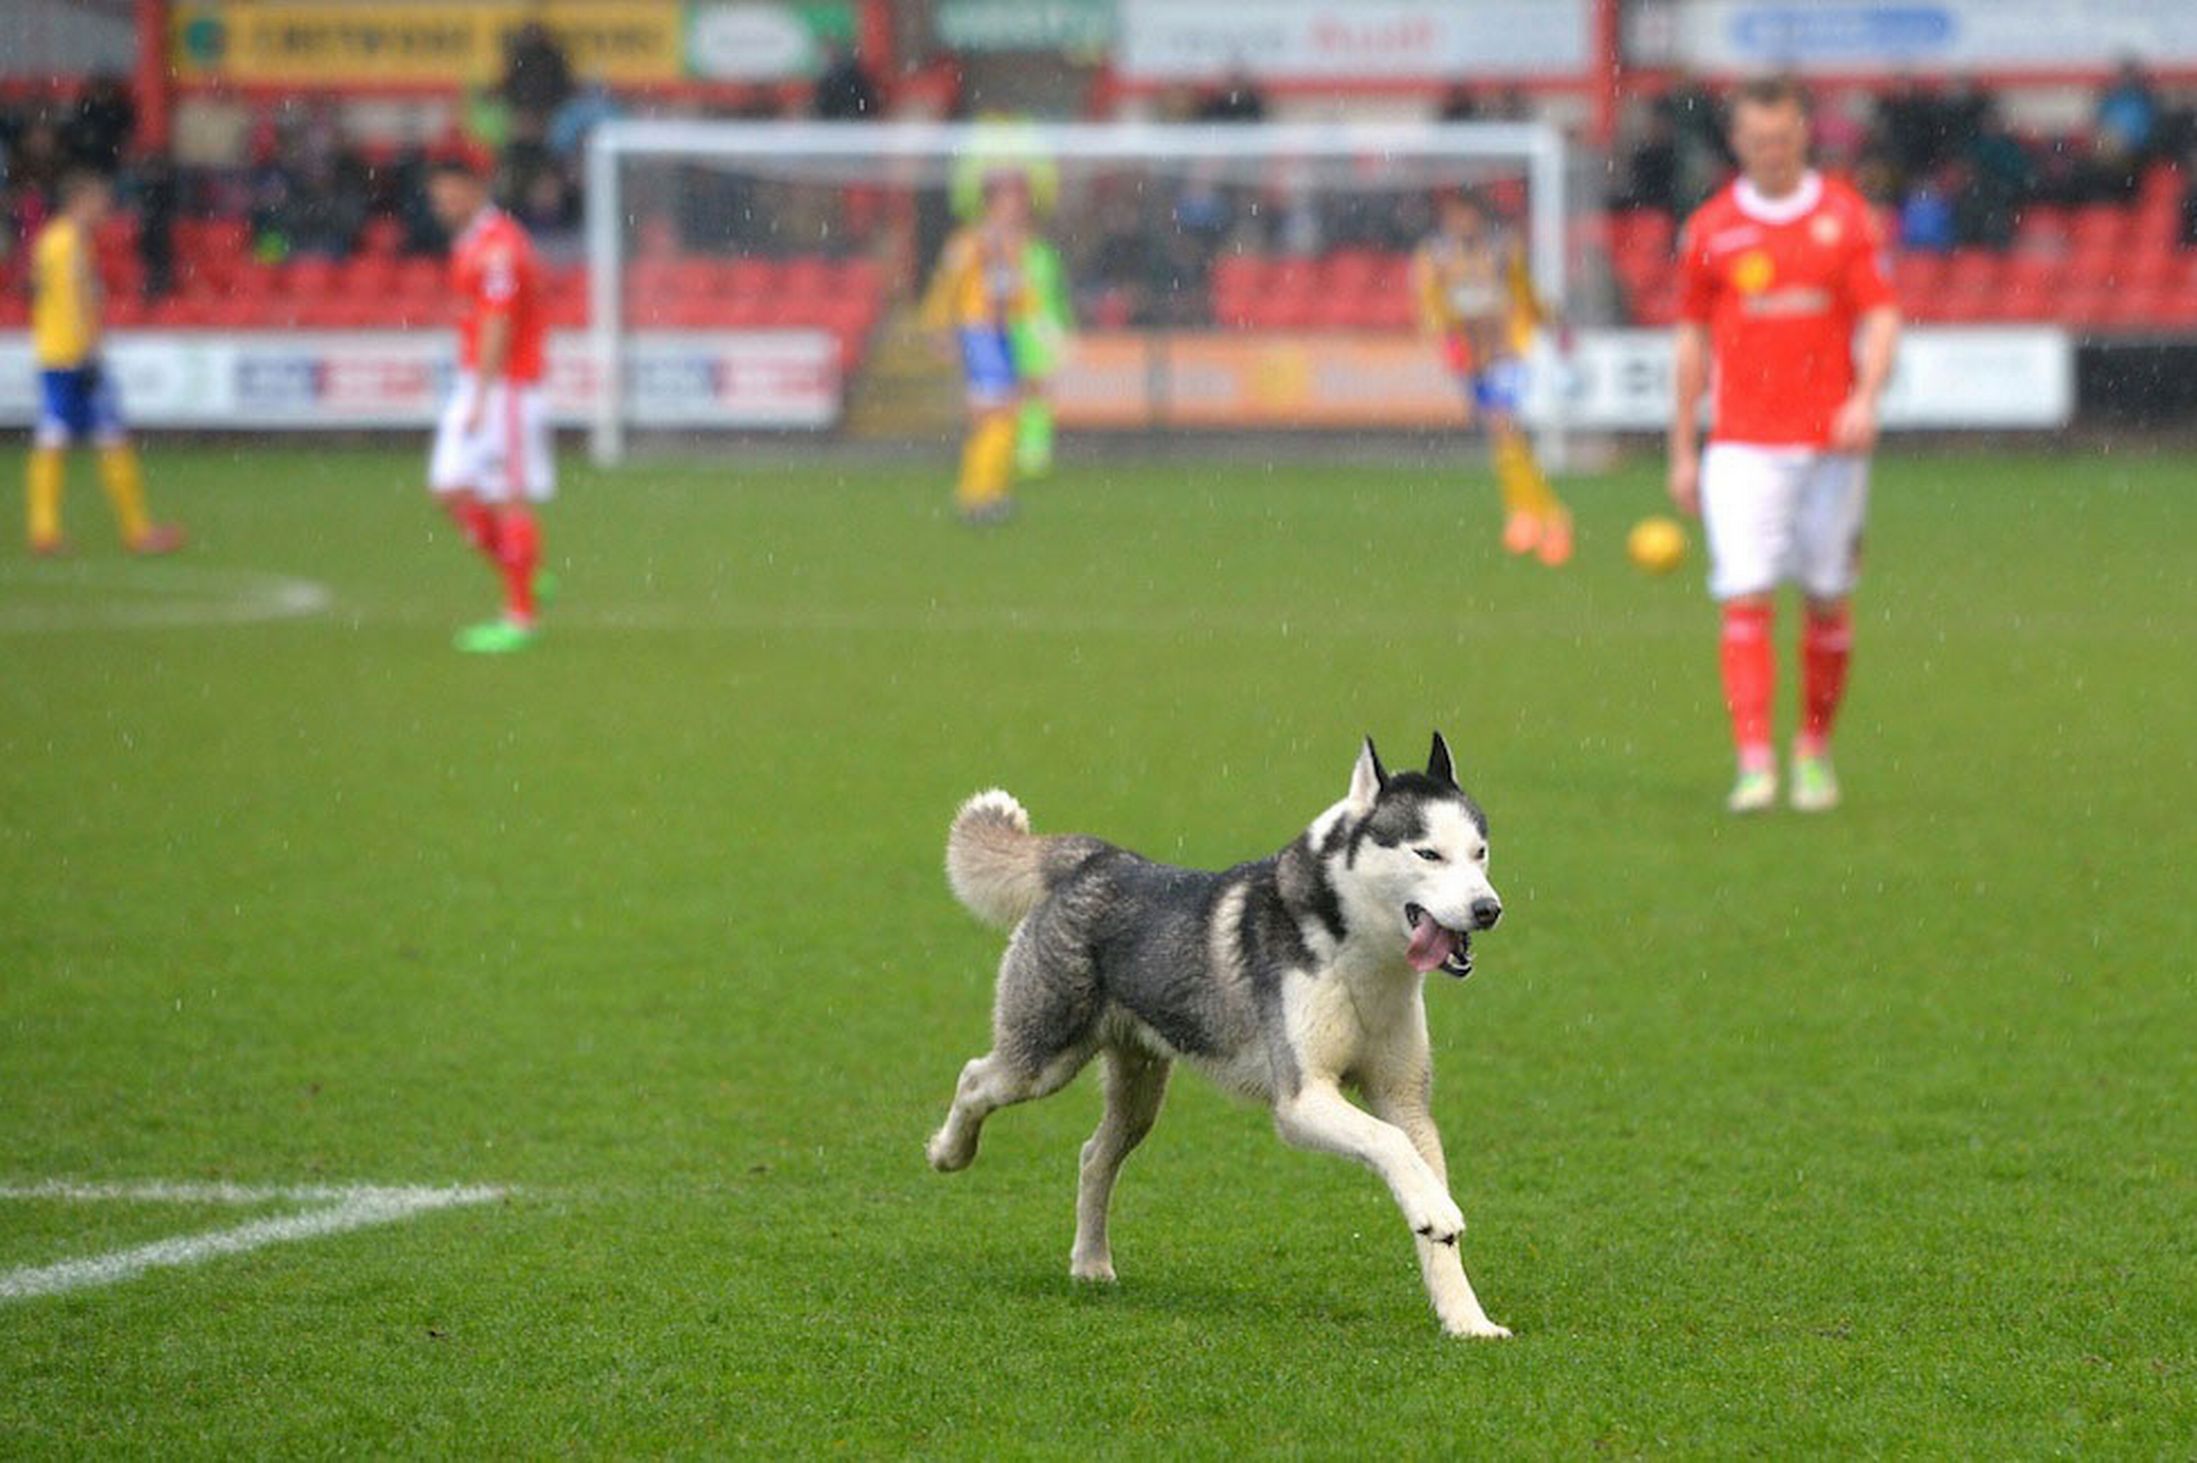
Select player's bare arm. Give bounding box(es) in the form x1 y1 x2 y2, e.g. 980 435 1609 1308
1668 321 1710 515
1829 305 1901 454
464 312 513 433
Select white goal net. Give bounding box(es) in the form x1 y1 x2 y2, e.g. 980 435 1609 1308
583 119 1574 466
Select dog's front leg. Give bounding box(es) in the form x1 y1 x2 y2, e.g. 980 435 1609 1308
1272 1083 1464 1244
1370 1084 1510 1340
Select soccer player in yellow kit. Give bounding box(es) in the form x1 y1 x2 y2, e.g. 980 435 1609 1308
26 170 182 557
921 172 1036 524
1412 189 1570 566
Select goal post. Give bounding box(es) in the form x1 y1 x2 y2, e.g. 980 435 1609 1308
584 119 1573 467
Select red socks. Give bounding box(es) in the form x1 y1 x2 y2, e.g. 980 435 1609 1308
495 508 540 624
1799 604 1853 756
441 495 540 626
446 495 499 556
1721 601 1854 765
1720 602 1775 769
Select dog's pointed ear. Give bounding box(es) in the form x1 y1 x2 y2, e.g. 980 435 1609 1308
1427 731 1458 788
1348 736 1387 811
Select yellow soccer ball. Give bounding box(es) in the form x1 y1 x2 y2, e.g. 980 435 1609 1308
1627 516 1688 575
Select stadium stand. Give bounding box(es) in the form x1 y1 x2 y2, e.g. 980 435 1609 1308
6 25 2197 352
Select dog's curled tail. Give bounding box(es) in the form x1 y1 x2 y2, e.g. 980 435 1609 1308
947 789 1049 929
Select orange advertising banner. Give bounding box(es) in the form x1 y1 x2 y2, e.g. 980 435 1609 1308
1054 332 1468 430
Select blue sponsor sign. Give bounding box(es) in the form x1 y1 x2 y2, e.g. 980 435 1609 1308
1727 5 1954 64
233 355 322 410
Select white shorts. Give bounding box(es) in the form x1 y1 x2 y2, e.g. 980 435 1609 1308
1700 442 1869 602
428 376 555 502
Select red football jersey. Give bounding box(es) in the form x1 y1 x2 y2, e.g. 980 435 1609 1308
1677 172 1896 447
451 208 546 385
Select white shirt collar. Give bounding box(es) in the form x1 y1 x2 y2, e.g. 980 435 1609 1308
1733 170 1823 225
455 205 499 247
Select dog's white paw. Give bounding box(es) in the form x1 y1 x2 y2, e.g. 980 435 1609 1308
1406 1189 1467 1246
925 1125 975 1172
1069 1253 1117 1283
1444 1316 1512 1341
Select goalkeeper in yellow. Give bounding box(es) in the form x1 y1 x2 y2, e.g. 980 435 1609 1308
1412 189 1570 566
921 171 1047 524
26 170 183 557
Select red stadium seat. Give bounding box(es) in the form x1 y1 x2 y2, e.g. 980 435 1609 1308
2056 284 2114 329
669 259 718 298
2118 248 2179 291
358 217 404 258
725 258 775 297
1321 250 1381 295
1211 254 1267 301
2012 205 2069 252
628 259 679 300
2069 204 2128 252
778 256 834 299
283 258 338 297
1892 253 1947 300
1268 257 1318 296
2063 243 2121 289
395 259 445 298
1943 249 2003 295
338 255 397 297
833 257 881 300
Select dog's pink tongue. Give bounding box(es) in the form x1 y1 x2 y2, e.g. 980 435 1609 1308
1406 916 1455 973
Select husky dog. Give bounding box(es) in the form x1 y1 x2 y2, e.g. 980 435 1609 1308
926 733 1511 1339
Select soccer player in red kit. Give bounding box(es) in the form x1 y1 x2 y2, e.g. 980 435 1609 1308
426 158 553 654
1669 76 1901 813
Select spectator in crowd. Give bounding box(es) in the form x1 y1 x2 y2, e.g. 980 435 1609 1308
6 114 66 242
136 151 178 297
1437 82 1481 123
813 39 881 122
1618 107 1680 214
1195 68 1268 124
513 167 580 262
501 21 575 133
2095 58 2159 159
1897 164 1957 251
1957 97 2032 248
1653 72 1731 216
548 81 621 160
62 74 135 174
1879 75 1951 185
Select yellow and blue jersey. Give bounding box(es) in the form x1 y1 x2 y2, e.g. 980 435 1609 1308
32 219 98 369
922 225 1034 403
1411 232 1544 358
30 218 125 445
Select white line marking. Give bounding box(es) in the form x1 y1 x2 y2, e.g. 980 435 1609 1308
0 1182 505 1301
0 564 332 633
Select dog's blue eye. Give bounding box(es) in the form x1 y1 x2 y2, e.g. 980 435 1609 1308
1414 847 1443 863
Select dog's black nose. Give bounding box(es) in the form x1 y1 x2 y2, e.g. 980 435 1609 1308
1469 898 1503 930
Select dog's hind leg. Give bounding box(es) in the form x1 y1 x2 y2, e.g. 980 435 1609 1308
928 941 1102 1173
1069 1042 1171 1282
926 1042 1093 1172
1370 1080 1510 1340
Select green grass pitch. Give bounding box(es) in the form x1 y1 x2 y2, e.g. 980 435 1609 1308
2 443 2193 1454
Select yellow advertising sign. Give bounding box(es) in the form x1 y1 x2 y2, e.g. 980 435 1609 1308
172 2 683 87
1056 332 1469 430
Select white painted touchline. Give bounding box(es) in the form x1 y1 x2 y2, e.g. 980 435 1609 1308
0 564 332 633
0 1183 506 1301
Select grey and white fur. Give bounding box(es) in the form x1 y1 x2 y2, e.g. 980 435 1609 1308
926 733 1512 1339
